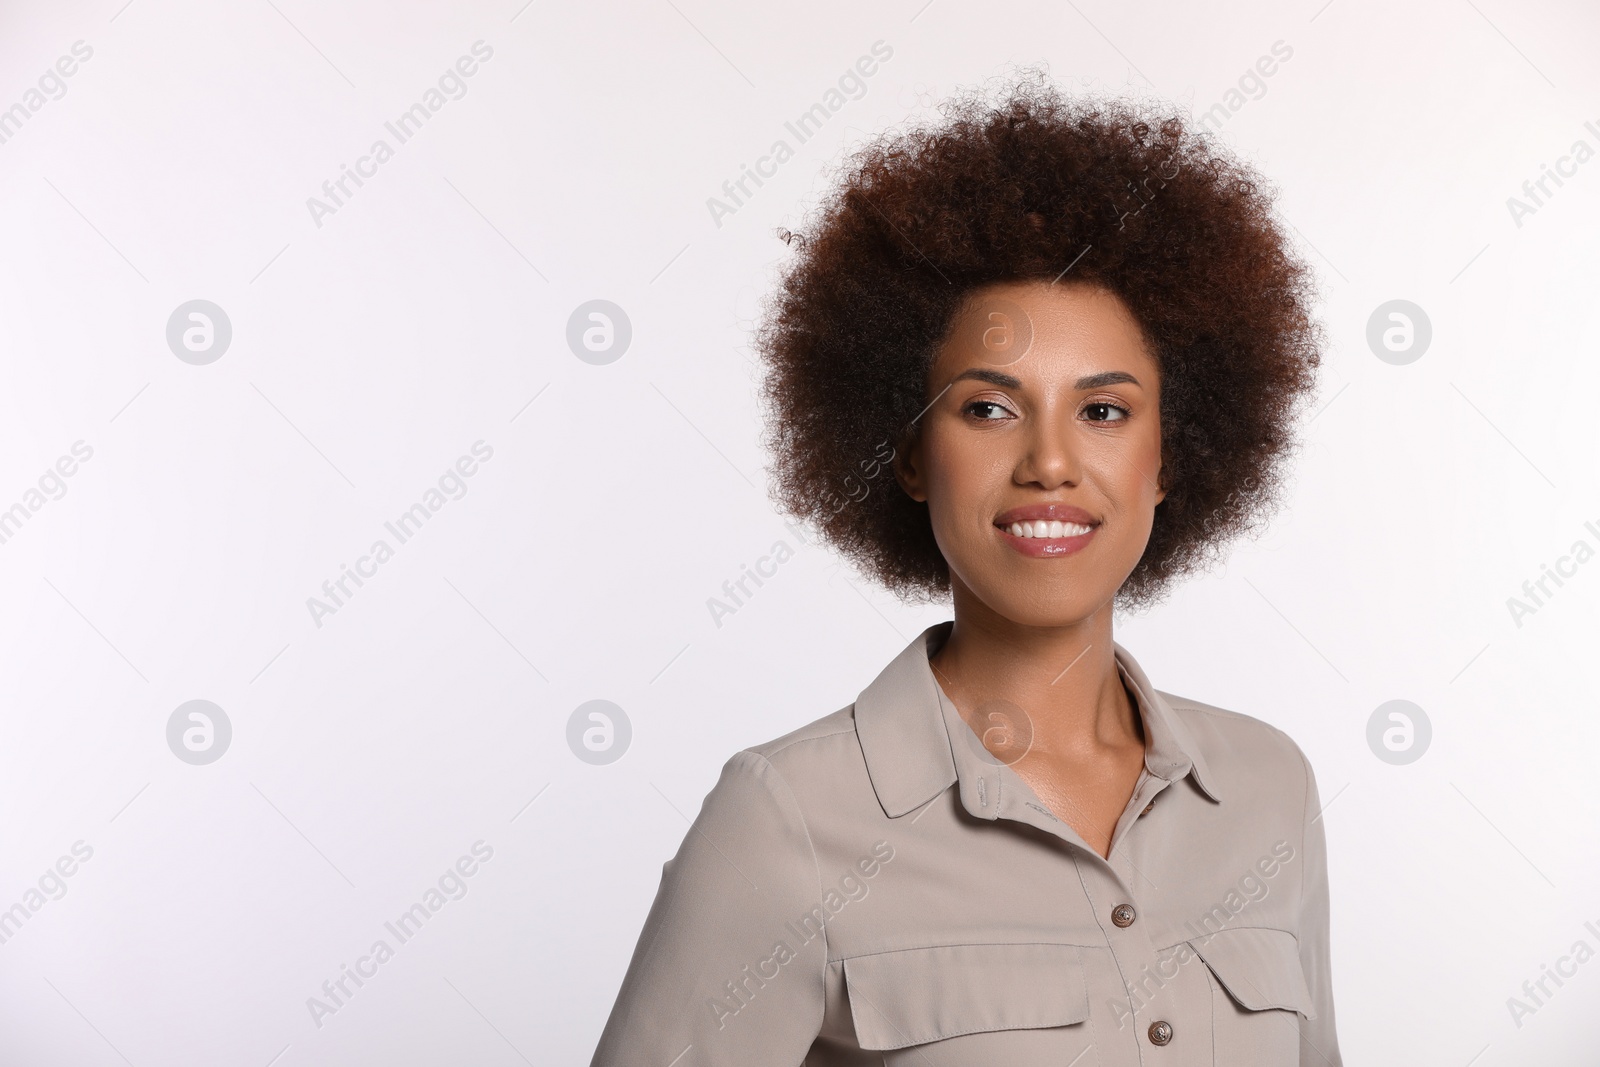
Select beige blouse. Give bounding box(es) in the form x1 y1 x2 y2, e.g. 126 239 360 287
591 620 1342 1065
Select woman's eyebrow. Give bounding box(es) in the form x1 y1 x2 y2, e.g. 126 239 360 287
949 368 1142 389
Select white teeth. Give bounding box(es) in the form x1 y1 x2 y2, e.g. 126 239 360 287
1007 520 1093 538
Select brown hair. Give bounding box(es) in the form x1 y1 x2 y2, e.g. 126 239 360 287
755 68 1323 608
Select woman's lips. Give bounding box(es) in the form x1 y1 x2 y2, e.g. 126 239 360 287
995 519 1097 557
992 504 1100 558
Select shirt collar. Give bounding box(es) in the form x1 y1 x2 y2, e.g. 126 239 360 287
853 620 1223 819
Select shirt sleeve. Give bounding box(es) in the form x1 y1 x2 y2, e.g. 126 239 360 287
590 748 828 1066
1295 744 1343 1067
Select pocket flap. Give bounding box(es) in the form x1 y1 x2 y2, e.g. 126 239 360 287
842 942 1089 1050
1187 927 1316 1019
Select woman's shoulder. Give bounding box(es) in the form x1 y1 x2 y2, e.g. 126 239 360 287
742 702 861 763
697 703 882 824
1156 688 1318 801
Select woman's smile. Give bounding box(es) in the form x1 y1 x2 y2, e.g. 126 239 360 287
994 502 1101 558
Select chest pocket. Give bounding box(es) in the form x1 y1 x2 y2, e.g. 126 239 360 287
842 942 1092 1064
1186 926 1315 1016
1187 926 1314 1063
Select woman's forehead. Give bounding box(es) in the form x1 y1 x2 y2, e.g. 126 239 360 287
933 280 1159 384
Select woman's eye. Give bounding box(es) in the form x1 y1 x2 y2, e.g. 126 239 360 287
1083 402 1130 423
964 400 1012 421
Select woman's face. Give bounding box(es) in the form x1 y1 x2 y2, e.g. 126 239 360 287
894 279 1165 628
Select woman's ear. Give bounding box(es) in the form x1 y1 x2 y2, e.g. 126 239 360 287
891 431 928 503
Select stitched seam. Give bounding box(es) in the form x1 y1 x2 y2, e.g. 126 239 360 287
872 1017 1090 1050
1175 703 1297 747
1083 979 1103 1067
1173 702 1299 747
1172 702 1244 714
1070 849 1145 1057
1169 702 1255 721
1069 849 1105 1067
758 724 857 760
1208 956 1219 1063
744 749 829 1011
838 940 1096 962
1196 954 1303 1015
846 939 1092 1047
1187 931 1310 1015
1162 924 1297 949
1296 744 1310 920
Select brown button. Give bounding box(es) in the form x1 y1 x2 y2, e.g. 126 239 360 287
1140 800 1154 816
1111 903 1136 928
1148 1020 1173 1045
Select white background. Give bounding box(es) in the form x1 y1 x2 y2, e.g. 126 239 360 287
2 0 1598 1063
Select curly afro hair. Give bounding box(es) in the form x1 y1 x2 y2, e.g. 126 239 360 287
754 67 1324 609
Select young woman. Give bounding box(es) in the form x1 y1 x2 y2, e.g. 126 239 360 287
592 70 1340 1066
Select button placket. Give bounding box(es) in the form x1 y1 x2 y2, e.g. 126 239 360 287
1107 769 1170 859
1103 905 1214 1060
1084 867 1165 1060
